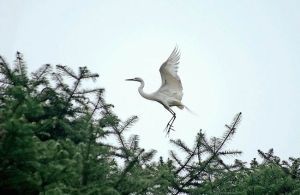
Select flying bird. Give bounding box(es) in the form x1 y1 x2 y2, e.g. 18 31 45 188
126 46 188 134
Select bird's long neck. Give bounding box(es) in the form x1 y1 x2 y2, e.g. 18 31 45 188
138 80 152 100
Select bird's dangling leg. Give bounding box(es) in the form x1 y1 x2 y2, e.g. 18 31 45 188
168 114 176 133
164 108 176 135
165 115 174 132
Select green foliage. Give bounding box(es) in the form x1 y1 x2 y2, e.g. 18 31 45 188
0 53 299 194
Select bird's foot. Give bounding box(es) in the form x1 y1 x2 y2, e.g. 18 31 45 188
164 123 171 132
164 123 175 136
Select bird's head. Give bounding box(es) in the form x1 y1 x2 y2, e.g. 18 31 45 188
125 77 143 83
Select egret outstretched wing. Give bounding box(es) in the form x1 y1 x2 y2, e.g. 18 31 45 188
158 47 183 101
126 46 186 134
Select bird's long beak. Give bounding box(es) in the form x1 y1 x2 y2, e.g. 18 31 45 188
125 78 135 81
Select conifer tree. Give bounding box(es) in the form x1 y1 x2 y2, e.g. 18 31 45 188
1 52 300 194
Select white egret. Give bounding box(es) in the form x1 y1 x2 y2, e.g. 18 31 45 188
126 46 189 134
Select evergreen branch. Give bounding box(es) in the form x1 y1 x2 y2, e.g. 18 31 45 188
97 143 119 150
67 78 81 103
14 51 27 79
73 94 89 101
56 65 88 104
83 91 106 118
120 116 138 134
195 130 204 164
258 149 276 164
232 159 247 169
72 107 89 115
78 66 99 80
110 123 129 159
170 151 183 167
220 112 242 148
56 65 77 79
75 88 104 95
141 149 157 163
170 139 193 155
90 92 103 117
73 98 90 111
258 148 281 166
58 66 101 106
114 149 145 188
218 150 242 156
31 64 51 81
200 135 215 155
0 56 15 85
129 134 139 151
210 137 221 152
175 140 199 174
174 112 242 194
100 130 115 137
110 151 128 159
215 157 231 171
197 145 202 164
52 72 70 93
258 149 269 161
30 64 52 88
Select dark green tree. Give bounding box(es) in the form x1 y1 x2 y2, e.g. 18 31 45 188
1 52 300 195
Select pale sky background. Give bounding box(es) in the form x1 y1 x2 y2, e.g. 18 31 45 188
1 0 299 164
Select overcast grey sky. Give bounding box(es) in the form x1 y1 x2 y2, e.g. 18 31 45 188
1 0 299 163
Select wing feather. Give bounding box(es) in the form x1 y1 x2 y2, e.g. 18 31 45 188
158 46 183 101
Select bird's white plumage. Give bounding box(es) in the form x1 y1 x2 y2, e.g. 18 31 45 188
126 46 185 134
157 46 183 102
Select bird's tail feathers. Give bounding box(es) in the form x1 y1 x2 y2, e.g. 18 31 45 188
184 105 197 116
